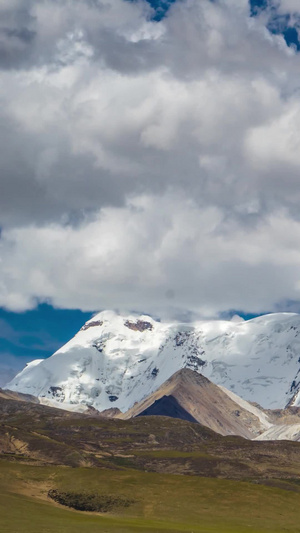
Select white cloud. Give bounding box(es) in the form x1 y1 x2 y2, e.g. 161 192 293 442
277 0 300 14
246 101 300 168
1 195 300 317
1 0 300 317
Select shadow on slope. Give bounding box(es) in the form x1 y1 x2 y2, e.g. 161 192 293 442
137 395 198 423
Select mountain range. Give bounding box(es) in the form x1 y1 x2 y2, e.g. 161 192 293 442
7 310 300 441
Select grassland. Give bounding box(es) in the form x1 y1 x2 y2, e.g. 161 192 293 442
2 397 300 532
3 459 300 532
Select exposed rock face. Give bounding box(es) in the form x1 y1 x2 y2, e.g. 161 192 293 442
121 369 270 438
124 320 153 332
80 320 103 331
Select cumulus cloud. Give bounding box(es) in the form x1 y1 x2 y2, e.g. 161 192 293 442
277 0 300 13
1 0 300 317
2 195 300 317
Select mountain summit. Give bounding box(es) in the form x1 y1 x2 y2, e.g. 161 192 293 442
119 368 271 439
7 310 300 412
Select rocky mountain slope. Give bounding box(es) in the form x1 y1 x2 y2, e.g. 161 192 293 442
119 368 271 439
0 388 39 403
5 366 300 441
7 310 300 414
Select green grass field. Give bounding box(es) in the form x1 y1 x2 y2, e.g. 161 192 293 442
1 459 300 533
2 399 300 532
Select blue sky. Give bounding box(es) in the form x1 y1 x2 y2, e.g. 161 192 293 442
249 0 300 49
1 0 300 385
150 0 300 47
146 0 300 48
0 305 93 385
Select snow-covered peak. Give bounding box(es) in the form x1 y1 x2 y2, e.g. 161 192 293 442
7 311 300 413
85 309 157 325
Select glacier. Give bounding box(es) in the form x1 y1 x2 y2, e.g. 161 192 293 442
7 310 300 412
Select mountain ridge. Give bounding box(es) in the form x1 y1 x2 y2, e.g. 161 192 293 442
7 310 300 415
118 368 269 438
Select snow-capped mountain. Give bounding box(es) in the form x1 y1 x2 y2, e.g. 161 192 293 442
7 310 300 412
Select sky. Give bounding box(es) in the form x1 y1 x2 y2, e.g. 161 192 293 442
2 0 300 384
